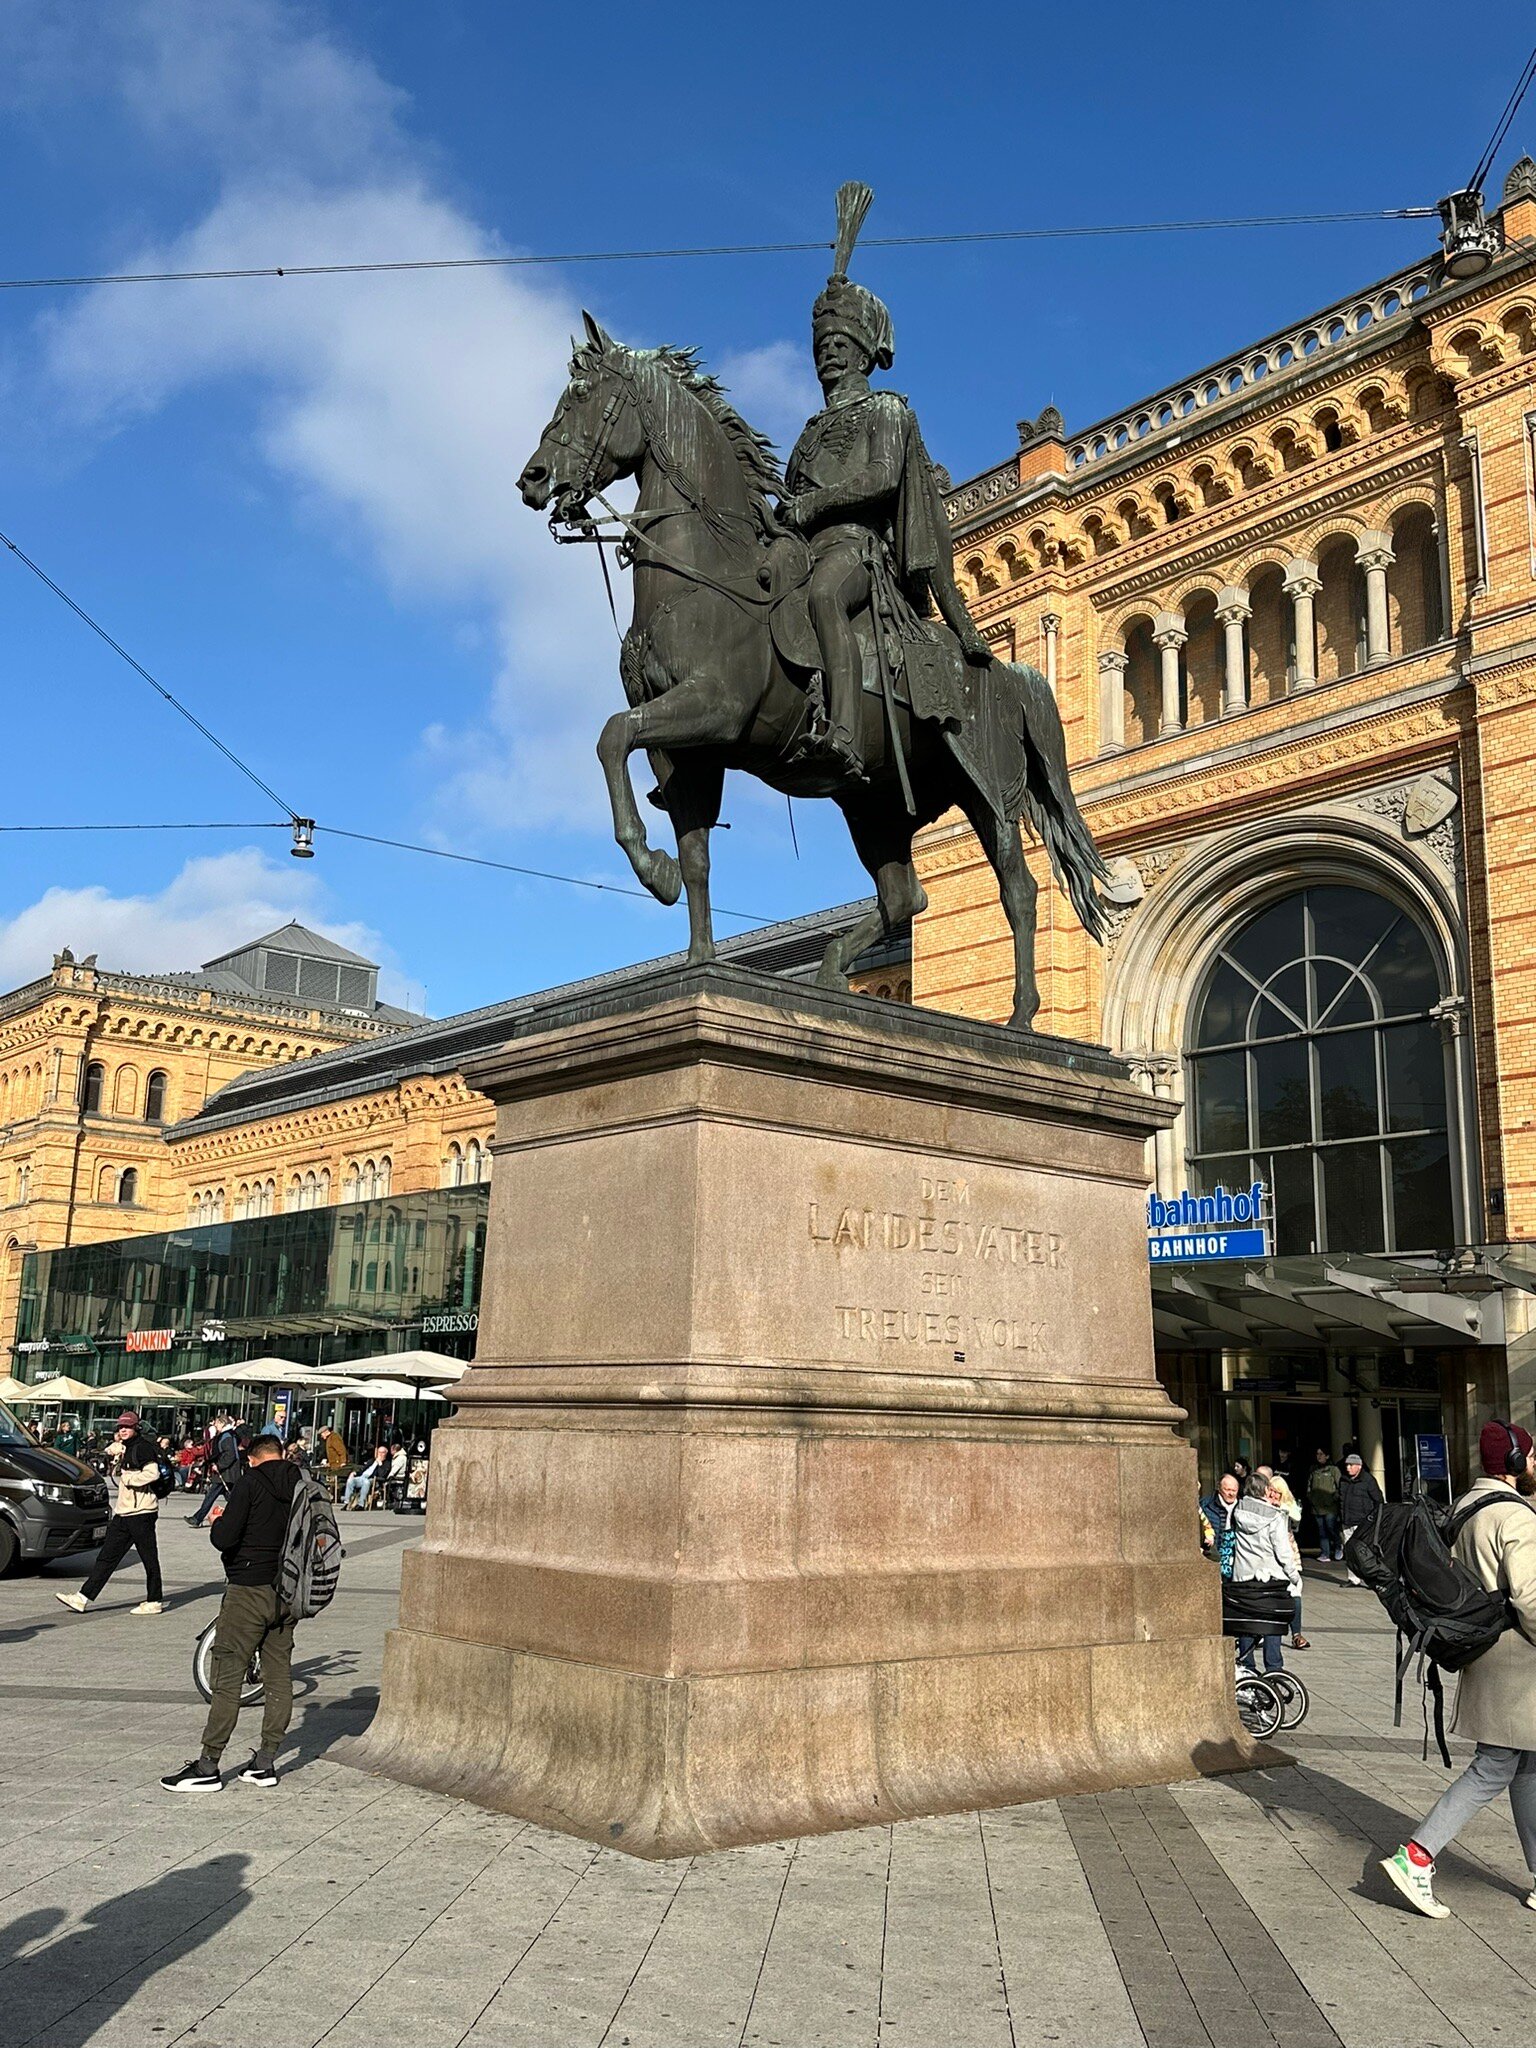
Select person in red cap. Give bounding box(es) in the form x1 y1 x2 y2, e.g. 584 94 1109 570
55 1409 166 1616
1381 1419 1536 1918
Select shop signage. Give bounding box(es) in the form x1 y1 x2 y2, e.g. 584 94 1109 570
125 1328 174 1353
422 1310 477 1336
200 1321 227 1344
16 1340 50 1354
1148 1182 1270 1264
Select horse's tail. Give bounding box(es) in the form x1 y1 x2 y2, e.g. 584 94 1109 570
1003 662 1112 944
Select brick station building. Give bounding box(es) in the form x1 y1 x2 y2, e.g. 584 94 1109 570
921 163 1536 1491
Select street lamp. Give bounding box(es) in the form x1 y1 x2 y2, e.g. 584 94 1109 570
1437 189 1499 280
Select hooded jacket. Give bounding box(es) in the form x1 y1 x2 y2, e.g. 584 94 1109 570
1449 1476 1536 1749
209 1455 299 1587
111 1431 163 1518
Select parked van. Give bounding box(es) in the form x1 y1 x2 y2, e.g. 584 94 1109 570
0 1401 110 1573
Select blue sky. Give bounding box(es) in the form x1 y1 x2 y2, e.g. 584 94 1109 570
1 0 1531 1017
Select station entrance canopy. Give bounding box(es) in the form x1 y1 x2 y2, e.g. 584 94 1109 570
1149 1245 1536 1353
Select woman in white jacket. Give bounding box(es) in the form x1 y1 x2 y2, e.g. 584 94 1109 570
1228 1475 1301 1675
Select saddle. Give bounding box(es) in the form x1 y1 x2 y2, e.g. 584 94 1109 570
761 534 966 727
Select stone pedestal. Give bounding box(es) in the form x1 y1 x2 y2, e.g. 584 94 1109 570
341 966 1254 1855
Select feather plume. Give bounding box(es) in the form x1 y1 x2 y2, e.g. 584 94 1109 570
832 181 874 279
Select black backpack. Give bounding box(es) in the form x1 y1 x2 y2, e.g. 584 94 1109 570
1344 1490 1532 1763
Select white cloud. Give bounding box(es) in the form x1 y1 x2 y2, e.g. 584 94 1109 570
12 0 623 837
715 340 820 459
0 847 405 1002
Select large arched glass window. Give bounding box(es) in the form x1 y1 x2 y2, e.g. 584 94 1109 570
144 1070 168 1122
1186 884 1455 1255
81 1062 105 1114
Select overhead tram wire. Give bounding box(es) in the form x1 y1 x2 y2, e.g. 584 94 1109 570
0 207 1439 294
0 529 300 822
1466 39 1536 196
0 819 776 923
0 535 777 919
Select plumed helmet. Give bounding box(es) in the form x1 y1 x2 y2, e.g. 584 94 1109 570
812 181 894 371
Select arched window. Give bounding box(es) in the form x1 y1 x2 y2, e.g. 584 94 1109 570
144 1071 168 1122
303 1171 318 1210
377 1156 392 1197
16 1162 29 1203
118 1168 138 1205
1185 884 1454 1255
285 1175 303 1213
343 1162 361 1203
319 1168 332 1205
81 1062 105 1114
97 1162 117 1203
212 1187 226 1223
113 1066 139 1115
263 1178 276 1216
464 1139 481 1185
443 1143 462 1189
234 1183 250 1221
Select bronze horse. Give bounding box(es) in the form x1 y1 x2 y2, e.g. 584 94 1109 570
517 314 1107 1027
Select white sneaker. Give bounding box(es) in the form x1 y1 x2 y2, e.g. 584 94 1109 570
1381 1846 1450 1919
131 1601 164 1615
1524 1886 1536 1912
54 1591 89 1613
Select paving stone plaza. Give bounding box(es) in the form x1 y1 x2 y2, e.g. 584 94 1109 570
1 1516 1533 2047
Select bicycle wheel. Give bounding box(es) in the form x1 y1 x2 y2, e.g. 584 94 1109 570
1267 1670 1310 1730
192 1622 263 1707
1235 1672 1283 1739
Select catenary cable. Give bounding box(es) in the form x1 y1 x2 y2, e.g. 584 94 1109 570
0 529 301 820
1468 41 1536 195
0 208 1439 293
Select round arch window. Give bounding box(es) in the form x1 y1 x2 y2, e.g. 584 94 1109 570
1185 884 1455 1255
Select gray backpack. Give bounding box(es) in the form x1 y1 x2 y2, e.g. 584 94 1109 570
275 1471 344 1620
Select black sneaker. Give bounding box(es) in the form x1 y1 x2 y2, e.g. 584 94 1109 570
161 1760 223 1793
237 1755 279 1788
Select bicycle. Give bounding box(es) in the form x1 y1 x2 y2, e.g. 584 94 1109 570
192 1617 263 1707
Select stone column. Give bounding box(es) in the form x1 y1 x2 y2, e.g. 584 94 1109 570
1357 1359 1387 1492
1282 559 1320 690
1041 612 1061 695
1214 588 1251 716
1432 995 1476 1244
1325 1358 1354 1474
1097 649 1128 753
1357 531 1394 664
1152 613 1186 735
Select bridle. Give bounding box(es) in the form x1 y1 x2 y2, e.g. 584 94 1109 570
544 354 780 615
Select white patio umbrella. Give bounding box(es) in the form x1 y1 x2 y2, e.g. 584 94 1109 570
323 1349 465 1387
109 1376 193 1405
9 1376 108 1406
0 1374 34 1403
326 1379 447 1403
168 1359 330 1387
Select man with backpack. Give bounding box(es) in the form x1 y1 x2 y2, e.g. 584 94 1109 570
55 1410 171 1616
1380 1420 1536 1919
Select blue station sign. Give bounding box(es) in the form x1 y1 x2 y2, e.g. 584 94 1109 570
1147 1182 1270 1264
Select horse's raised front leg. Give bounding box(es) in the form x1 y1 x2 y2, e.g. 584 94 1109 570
597 709 681 906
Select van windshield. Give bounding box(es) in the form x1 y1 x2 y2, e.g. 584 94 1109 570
0 1401 35 1448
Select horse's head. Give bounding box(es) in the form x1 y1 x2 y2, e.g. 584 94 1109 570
518 311 645 522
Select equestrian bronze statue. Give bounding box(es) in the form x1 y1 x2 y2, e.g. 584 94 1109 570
517 182 1108 1028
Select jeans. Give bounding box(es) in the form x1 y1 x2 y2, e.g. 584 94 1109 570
80 1514 162 1603
189 1475 228 1527
342 1470 377 1508
1291 1595 1304 1638
1313 1510 1340 1557
1415 1744 1536 1878
200 1583 296 1763
1343 1523 1363 1583
1237 1632 1283 1673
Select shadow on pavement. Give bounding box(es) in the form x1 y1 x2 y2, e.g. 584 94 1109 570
1204 1752 1531 1909
281 1684 381 1770
0 1851 251 2048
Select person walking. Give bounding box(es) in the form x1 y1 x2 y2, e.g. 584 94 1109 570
189 1413 243 1528
1227 1473 1300 1674
55 1411 165 1616
1381 1421 1536 1919
1308 1447 1343 1561
160 1432 300 1792
1339 1450 1386 1584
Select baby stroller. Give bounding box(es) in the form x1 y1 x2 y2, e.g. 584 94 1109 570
1221 1577 1309 1734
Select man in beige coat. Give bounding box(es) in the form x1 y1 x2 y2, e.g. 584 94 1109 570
1382 1420 1536 1918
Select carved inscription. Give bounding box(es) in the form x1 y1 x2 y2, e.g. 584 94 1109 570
808 1169 1064 1358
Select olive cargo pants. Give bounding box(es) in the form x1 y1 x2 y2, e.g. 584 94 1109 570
200 1584 296 1762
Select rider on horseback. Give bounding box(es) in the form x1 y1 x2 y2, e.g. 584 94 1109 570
778 183 993 784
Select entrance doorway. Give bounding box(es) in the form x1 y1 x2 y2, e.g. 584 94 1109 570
1268 1399 1336 1553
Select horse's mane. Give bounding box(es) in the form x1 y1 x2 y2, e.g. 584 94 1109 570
581 338 784 532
